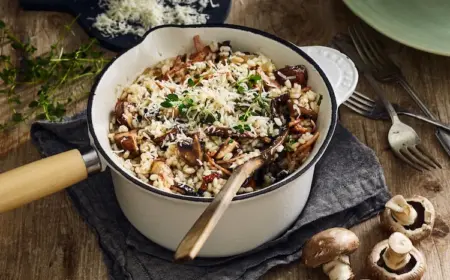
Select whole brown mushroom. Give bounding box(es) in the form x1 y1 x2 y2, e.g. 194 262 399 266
301 227 360 280
368 232 426 280
380 195 435 243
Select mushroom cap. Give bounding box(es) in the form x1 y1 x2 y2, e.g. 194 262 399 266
380 195 435 243
301 227 360 268
367 239 426 280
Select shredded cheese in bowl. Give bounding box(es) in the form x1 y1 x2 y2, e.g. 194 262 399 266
93 0 218 37
109 36 323 197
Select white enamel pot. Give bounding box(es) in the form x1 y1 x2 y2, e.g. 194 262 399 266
0 24 357 258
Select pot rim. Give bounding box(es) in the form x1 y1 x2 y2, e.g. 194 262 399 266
87 23 337 203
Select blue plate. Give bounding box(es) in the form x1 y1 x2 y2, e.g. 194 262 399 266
20 0 232 52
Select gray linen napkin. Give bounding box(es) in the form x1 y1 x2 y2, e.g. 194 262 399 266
30 111 391 280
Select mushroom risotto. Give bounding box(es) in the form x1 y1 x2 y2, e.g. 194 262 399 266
109 36 322 197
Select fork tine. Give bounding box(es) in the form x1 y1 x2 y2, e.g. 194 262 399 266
346 98 373 112
402 147 433 171
355 23 388 70
343 102 371 117
415 144 442 168
350 25 380 70
359 23 398 70
353 91 376 103
349 92 375 107
348 26 374 68
398 148 428 171
394 149 425 171
408 146 439 169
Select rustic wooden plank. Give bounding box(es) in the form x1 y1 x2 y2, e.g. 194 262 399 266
0 0 449 279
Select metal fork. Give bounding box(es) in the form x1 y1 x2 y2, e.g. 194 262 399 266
344 91 450 133
352 23 450 157
348 25 441 171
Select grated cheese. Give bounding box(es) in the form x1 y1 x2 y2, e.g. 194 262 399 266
93 0 218 37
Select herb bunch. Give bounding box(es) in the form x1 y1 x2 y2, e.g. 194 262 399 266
0 19 110 131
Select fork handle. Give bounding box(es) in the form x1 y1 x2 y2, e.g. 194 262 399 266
399 112 450 133
397 76 436 119
397 75 450 157
364 73 399 122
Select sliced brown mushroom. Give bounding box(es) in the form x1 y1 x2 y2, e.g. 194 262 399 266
170 184 199 197
301 227 360 280
257 67 280 89
114 130 139 155
274 65 308 87
115 101 132 128
215 138 239 159
299 106 318 120
151 160 173 177
380 195 436 243
270 93 290 123
177 134 204 167
150 159 174 189
368 232 426 280
153 128 178 145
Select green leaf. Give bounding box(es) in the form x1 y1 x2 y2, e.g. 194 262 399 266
28 100 39 108
239 115 247 121
228 139 234 144
237 84 246 94
243 124 251 131
186 98 194 105
160 100 173 108
8 96 21 104
167 94 179 101
12 113 23 123
317 94 323 105
36 113 47 120
248 74 261 83
188 78 195 87
11 42 23 50
0 20 5 29
233 124 244 133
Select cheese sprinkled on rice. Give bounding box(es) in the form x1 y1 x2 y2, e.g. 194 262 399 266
109 36 322 197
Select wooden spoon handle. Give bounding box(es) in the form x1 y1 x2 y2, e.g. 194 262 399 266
174 157 264 261
0 149 88 213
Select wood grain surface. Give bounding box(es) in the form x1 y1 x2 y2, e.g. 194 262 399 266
1 0 449 279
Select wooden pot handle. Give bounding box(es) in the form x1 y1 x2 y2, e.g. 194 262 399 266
0 149 88 213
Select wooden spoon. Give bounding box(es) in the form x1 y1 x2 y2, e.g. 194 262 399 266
174 130 289 262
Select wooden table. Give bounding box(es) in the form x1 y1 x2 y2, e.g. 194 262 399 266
1 0 449 279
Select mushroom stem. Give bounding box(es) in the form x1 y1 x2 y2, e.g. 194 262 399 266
322 255 354 280
385 195 418 226
382 232 413 271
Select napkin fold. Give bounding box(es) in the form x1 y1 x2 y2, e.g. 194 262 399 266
30 111 391 280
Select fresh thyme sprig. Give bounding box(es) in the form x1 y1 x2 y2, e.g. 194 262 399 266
0 18 111 131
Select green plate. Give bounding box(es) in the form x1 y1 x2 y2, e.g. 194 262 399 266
343 0 450 56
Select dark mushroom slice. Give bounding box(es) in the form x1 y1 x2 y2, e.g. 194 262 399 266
114 130 139 155
170 184 199 197
177 134 204 167
274 65 308 87
153 128 178 145
115 101 133 128
300 106 318 120
270 93 290 123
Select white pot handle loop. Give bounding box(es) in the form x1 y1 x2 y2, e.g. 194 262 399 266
299 46 358 106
